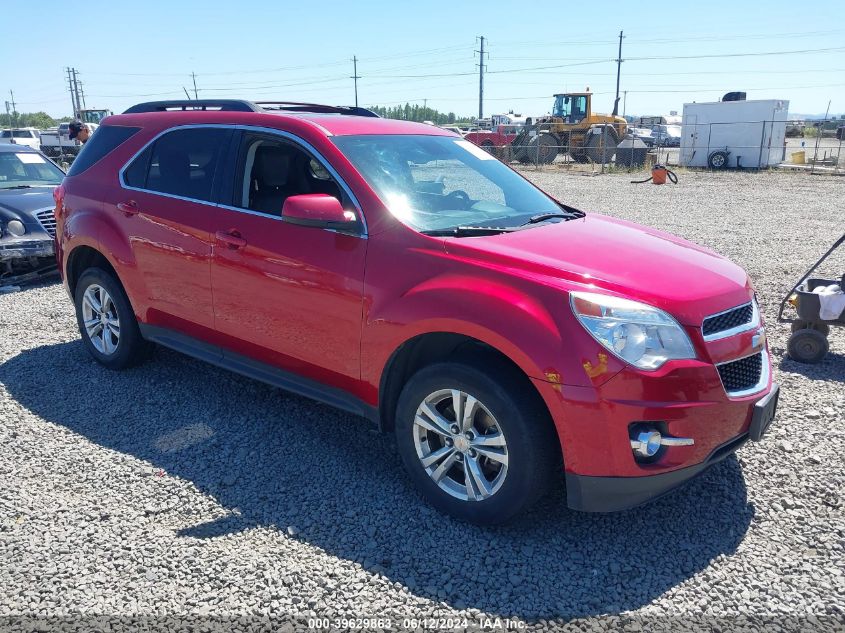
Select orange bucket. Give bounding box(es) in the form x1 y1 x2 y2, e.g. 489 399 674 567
651 165 668 185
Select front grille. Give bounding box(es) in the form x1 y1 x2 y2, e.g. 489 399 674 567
703 302 753 338
717 352 763 393
35 209 57 237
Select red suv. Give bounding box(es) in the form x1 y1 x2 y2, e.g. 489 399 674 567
55 100 778 524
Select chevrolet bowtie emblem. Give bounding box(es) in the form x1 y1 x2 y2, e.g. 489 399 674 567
752 330 766 350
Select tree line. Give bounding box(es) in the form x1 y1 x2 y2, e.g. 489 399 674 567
1 112 72 129
368 104 473 125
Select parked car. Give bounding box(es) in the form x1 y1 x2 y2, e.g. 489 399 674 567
0 128 41 150
0 144 63 284
653 124 682 147
55 99 778 524
627 126 655 147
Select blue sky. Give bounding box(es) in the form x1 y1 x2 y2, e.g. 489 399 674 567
2 0 843 120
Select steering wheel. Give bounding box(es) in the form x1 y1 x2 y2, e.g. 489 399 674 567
445 190 471 209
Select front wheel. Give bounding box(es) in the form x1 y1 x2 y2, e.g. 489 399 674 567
395 362 559 524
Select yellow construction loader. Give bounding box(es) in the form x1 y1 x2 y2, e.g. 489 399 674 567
512 92 627 164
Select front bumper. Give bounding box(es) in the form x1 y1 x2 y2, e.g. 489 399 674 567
531 346 779 511
0 237 55 262
0 237 57 286
566 431 749 512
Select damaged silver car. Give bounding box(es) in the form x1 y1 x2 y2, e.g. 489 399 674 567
0 144 63 287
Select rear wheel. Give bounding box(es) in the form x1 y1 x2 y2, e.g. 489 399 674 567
708 151 729 169
74 267 151 370
395 362 558 524
787 329 828 364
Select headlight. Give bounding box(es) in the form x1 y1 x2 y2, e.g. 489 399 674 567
570 291 696 370
6 220 26 237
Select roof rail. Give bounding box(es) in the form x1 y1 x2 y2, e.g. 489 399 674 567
254 101 380 118
122 99 381 118
123 100 261 113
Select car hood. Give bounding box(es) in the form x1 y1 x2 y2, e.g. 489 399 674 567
0 188 56 221
443 214 753 326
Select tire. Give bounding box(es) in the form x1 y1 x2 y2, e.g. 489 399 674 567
535 133 559 164
74 267 151 370
395 361 559 525
584 129 617 164
571 151 590 164
790 320 830 337
480 140 495 155
708 151 729 169
787 329 829 364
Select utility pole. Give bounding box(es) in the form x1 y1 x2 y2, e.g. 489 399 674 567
66 67 78 119
71 68 82 119
8 91 17 131
183 87 192 100
612 30 624 116
350 56 360 108
475 36 487 121
191 72 199 100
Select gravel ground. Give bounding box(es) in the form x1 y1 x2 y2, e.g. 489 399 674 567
1 170 843 632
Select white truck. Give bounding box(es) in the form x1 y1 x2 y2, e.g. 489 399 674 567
0 127 42 150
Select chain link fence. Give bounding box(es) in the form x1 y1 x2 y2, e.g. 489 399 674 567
479 119 844 176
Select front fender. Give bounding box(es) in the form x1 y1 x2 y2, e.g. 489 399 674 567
362 270 624 403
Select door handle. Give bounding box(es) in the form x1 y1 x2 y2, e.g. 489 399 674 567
116 200 139 216
215 230 247 250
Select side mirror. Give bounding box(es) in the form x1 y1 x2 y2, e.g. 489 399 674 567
281 194 358 230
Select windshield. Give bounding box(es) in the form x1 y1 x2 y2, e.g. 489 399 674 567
552 95 586 121
332 135 562 232
0 151 64 189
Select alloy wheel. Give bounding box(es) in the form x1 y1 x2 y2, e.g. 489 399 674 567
81 284 121 355
413 389 508 501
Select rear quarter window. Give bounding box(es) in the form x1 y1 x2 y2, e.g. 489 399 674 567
67 125 141 176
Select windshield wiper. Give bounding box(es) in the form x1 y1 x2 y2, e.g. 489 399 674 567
521 205 585 226
421 225 521 237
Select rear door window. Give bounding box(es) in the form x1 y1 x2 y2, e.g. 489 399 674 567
129 128 230 203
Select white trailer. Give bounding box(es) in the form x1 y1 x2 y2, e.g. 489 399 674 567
680 99 789 169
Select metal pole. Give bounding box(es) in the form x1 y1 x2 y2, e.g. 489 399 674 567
351 56 360 108
811 100 830 176
477 36 485 120
8 91 16 131
191 72 199 100
71 69 81 119
183 87 192 100
612 30 623 116
66 68 78 119
623 90 627 117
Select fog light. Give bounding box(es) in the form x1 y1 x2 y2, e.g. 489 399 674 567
631 430 662 458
